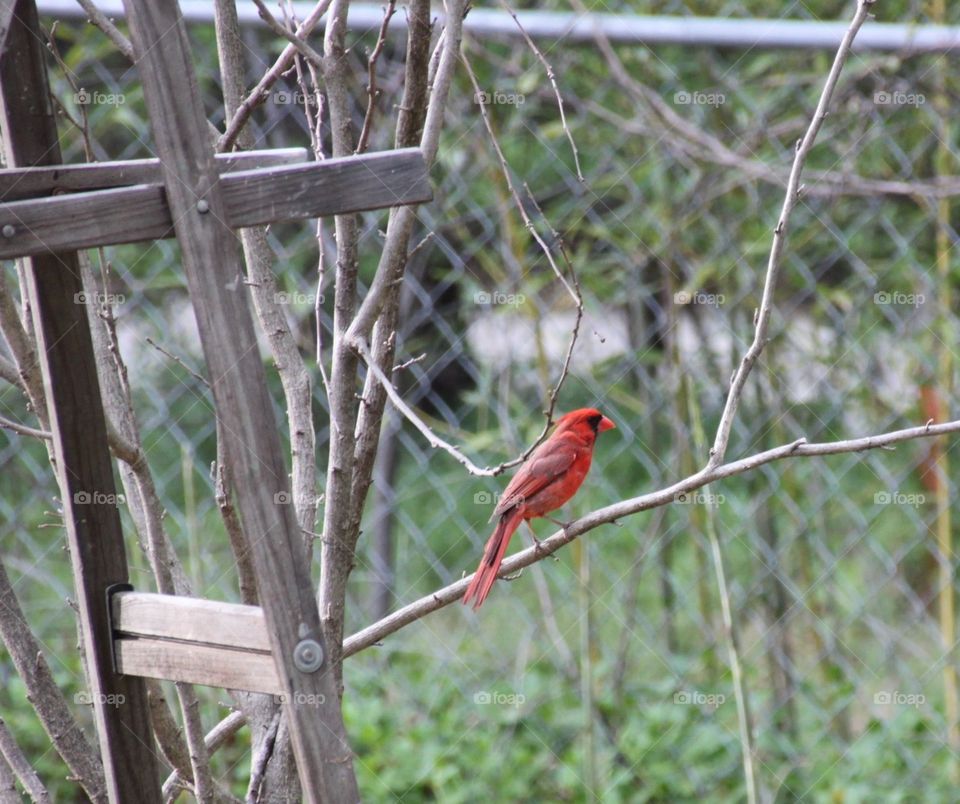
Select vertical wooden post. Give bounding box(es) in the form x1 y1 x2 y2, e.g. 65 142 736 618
0 1 162 800
119 1 360 799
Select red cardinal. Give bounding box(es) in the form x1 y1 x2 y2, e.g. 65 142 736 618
463 408 616 609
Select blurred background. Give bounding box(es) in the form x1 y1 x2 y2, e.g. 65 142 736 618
3 0 959 799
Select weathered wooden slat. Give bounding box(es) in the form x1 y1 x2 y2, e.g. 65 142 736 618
121 0 359 798
0 1 161 800
115 639 281 695
0 148 431 259
0 147 308 200
0 183 169 258
112 591 271 652
222 149 430 227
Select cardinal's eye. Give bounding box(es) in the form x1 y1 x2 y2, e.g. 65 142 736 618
589 415 602 430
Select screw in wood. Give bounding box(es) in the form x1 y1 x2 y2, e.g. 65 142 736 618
293 638 324 673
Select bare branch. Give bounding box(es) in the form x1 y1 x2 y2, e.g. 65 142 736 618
214 433 259 605
392 353 426 372
706 0 874 467
146 680 195 793
190 413 960 778
246 711 280 802
522 184 582 426
317 0 366 687
0 268 47 428
343 417 960 658
340 0 435 603
0 559 106 801
74 0 134 60
356 0 398 154
250 0 325 74
218 0 335 152
353 337 500 475
0 355 19 387
0 415 50 440
499 0 582 181
353 52 587 477
0 716 49 803
460 52 584 445
161 711 247 799
145 337 209 387
79 255 213 798
462 48 578 304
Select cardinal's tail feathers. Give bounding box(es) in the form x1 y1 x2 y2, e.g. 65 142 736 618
463 509 523 609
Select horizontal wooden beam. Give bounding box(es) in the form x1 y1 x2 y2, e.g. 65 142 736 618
112 592 281 694
0 148 431 259
0 147 308 200
116 638 281 695
113 591 271 650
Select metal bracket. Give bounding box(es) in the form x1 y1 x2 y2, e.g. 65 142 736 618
105 582 133 674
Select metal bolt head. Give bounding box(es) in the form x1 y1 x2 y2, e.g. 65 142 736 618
293 638 323 673
196 199 210 214
1 224 15 238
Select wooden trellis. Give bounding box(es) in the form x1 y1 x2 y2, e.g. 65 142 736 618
0 0 431 799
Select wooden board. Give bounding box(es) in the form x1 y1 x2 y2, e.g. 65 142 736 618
120 1 360 799
0 147 308 200
112 591 271 652
115 640 281 695
0 2 162 800
0 148 431 259
112 591 280 694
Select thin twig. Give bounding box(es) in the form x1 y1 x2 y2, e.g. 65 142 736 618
523 183 582 425
356 0 398 154
145 337 209 387
354 338 507 476
392 353 427 372
707 0 875 469
460 49 584 442
74 0 134 60
146 680 196 794
500 0 583 181
461 48 578 304
44 23 94 161
0 416 50 440
246 710 281 802
0 274 46 430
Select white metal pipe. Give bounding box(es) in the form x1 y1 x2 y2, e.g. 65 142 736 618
38 1 960 52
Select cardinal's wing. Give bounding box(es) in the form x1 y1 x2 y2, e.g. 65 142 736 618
493 439 579 517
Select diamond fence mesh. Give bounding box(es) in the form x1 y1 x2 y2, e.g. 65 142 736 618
2 1 960 799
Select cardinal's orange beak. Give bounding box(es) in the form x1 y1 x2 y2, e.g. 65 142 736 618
598 416 616 432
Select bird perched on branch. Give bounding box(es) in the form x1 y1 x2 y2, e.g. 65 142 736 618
463 407 616 609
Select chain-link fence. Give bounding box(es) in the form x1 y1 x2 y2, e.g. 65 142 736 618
3 1 960 798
